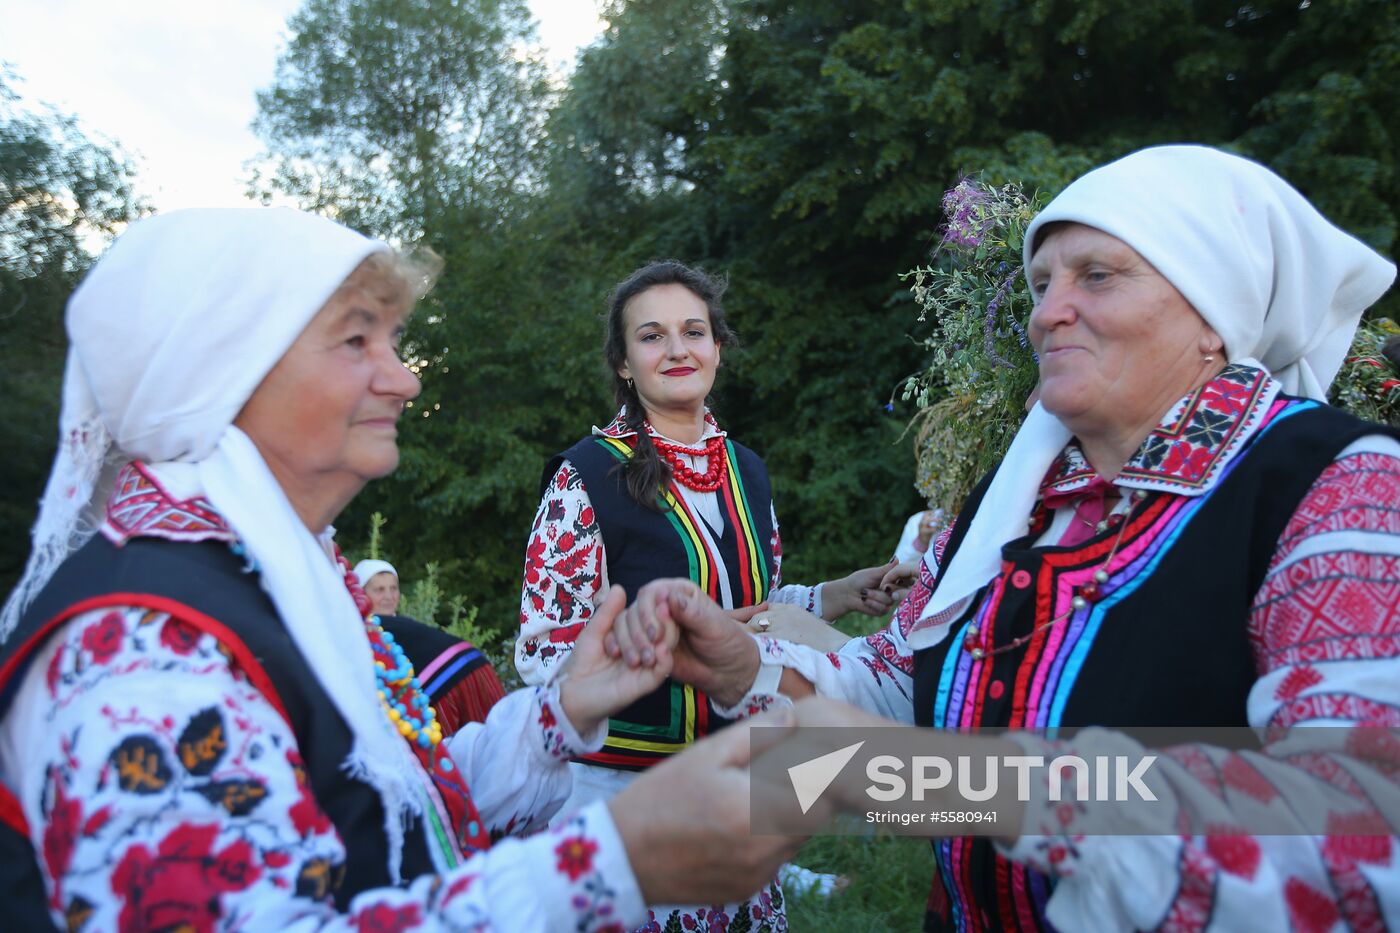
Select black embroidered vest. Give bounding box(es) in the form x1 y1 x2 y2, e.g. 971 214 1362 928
544 434 775 770
0 536 435 923
912 401 1400 932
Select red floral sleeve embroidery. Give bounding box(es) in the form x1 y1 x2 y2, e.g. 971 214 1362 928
767 504 823 615
2 606 643 931
518 461 604 684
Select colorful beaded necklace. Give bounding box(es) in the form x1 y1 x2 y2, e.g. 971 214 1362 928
338 552 443 749
651 431 729 492
962 488 1150 660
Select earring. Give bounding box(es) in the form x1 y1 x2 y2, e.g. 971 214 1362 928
625 378 634 390
1203 355 1215 363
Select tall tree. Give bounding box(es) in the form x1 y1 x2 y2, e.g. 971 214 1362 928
252 0 603 629
0 69 147 587
251 0 552 240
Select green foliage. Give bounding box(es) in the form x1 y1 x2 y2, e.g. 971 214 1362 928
902 178 1043 515
0 69 147 588
1330 317 1400 426
249 0 552 238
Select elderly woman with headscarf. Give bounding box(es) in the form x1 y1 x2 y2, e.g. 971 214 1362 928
614 146 1400 931
0 208 803 931
352 558 507 733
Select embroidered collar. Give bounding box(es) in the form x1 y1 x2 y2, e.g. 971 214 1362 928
101 462 236 546
593 406 727 445
1039 363 1283 500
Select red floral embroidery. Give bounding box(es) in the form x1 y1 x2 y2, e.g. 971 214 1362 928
1200 379 1254 416
538 701 557 731
554 835 599 881
45 644 65 696
1284 877 1341 933
42 778 82 908
1221 753 1279 804
1273 665 1323 702
1322 813 1392 868
111 823 263 933
159 618 202 656
1204 832 1261 881
81 611 126 664
355 902 424 931
524 538 547 587
1160 441 1213 482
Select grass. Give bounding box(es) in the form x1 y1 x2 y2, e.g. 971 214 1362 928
785 835 932 931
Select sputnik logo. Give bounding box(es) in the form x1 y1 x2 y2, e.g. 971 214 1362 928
787 741 865 814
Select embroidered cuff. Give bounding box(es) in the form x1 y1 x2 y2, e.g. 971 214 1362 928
769 583 824 619
533 684 608 763
480 802 646 932
711 656 791 719
995 728 1180 929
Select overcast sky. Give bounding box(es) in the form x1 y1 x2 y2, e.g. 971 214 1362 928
1 0 604 211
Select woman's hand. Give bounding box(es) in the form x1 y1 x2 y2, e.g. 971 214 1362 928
557 585 675 734
726 602 767 625
610 707 814 905
916 509 940 548
820 560 898 619
878 557 922 604
744 604 849 652
611 579 763 708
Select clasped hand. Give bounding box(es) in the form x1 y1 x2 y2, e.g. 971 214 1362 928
555 584 678 735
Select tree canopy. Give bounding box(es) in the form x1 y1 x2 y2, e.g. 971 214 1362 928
0 70 147 585
4 0 1396 631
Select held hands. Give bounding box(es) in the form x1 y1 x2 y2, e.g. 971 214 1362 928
878 557 922 605
607 579 762 709
820 559 899 619
557 585 676 735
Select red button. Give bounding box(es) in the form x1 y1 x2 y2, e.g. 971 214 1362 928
1011 569 1032 589
988 680 1006 699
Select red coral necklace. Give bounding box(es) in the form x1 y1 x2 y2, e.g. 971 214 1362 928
651 431 729 492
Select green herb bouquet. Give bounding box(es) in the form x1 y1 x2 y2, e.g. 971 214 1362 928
1330 316 1400 427
901 179 1044 516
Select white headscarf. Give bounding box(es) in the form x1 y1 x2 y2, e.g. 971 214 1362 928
353 559 398 584
918 145 1397 632
2 207 430 881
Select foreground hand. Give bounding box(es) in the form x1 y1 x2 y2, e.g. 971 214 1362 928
821 560 898 619
610 708 814 905
616 579 762 708
879 557 921 593
745 604 850 652
726 602 767 624
558 586 673 734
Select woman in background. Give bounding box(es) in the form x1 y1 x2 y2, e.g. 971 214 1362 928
354 557 506 733
518 260 890 930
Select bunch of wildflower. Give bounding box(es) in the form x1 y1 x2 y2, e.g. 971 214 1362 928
900 178 1044 515
1330 317 1400 427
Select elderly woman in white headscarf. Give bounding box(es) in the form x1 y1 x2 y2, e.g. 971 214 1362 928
0 208 802 931
615 146 1400 931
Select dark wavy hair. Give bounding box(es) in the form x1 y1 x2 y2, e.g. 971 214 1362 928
604 260 739 509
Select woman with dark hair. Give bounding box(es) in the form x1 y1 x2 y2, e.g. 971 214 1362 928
517 260 891 930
